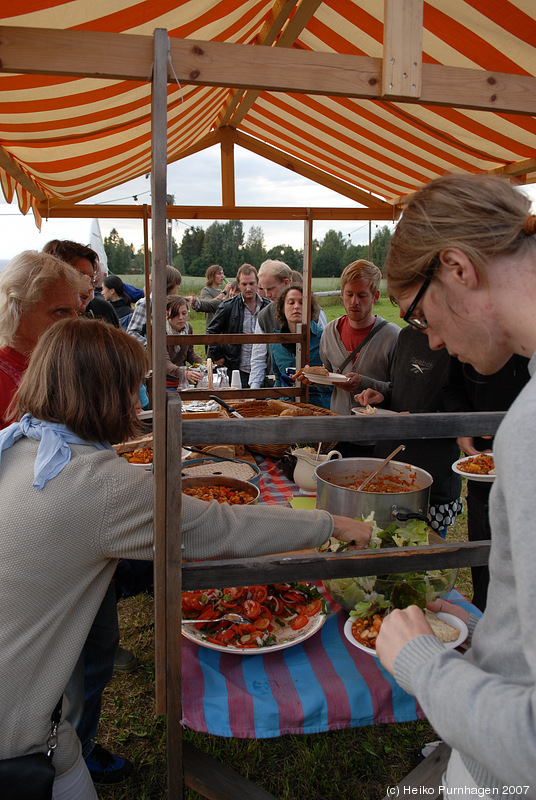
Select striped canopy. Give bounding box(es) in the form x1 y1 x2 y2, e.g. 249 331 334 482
1 0 535 219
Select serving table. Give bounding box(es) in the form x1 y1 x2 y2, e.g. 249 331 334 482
181 455 480 740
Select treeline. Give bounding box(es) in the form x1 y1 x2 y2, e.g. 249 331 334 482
104 221 392 277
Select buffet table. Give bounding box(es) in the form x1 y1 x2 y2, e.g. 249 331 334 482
181 454 480 738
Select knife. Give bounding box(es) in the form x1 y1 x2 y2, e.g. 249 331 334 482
209 394 244 418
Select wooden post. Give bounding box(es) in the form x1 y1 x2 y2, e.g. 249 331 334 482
382 0 423 99
220 127 236 207
302 210 313 401
142 204 152 369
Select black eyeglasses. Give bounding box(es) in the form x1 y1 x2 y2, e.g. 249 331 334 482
403 276 431 330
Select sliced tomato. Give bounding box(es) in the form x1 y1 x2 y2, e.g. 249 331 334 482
283 591 306 604
195 606 217 629
223 587 244 599
182 592 206 612
253 616 271 630
248 585 268 603
290 614 309 630
258 607 272 622
268 596 285 614
219 599 238 609
215 629 235 644
242 599 262 620
304 599 322 617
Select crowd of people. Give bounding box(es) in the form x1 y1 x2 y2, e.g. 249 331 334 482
1 171 535 796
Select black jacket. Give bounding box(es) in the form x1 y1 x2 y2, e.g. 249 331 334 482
206 294 270 371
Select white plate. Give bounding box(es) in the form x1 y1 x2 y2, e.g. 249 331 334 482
136 410 153 420
343 611 468 657
182 611 325 655
452 453 495 482
301 371 349 386
351 406 399 416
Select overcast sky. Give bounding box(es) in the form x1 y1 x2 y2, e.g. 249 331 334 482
1 144 535 263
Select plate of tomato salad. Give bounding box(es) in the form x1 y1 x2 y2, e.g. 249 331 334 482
181 582 327 653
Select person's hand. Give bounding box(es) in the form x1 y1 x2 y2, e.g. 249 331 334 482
338 373 362 393
330 515 372 549
376 605 435 674
186 368 202 383
214 358 226 367
457 435 492 456
426 598 470 624
355 388 384 406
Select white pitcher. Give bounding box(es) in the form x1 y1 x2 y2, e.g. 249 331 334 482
291 448 342 495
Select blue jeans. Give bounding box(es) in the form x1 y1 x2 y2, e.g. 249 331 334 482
64 581 119 757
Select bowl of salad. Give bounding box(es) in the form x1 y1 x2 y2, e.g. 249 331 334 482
320 515 457 613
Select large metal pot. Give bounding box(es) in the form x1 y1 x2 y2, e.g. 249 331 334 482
315 457 432 529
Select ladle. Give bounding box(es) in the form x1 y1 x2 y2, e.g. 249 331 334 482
356 444 406 492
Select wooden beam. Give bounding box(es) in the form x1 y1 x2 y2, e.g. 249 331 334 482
233 130 389 207
182 541 491 590
226 0 323 128
217 0 299 127
0 146 48 202
220 127 235 206
183 742 279 800
486 158 536 178
382 0 423 100
150 23 169 716
35 202 398 221
181 411 506 447
2 27 535 115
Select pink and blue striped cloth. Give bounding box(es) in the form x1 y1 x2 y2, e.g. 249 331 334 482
180 454 479 738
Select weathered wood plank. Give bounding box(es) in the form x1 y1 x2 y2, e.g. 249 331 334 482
181 411 505 444
2 27 535 114
183 742 279 799
182 542 490 591
382 0 423 99
380 742 452 800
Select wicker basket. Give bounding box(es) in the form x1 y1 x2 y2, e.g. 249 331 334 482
229 400 339 459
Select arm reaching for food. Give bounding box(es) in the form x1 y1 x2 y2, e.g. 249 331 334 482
355 388 384 406
330 515 372 549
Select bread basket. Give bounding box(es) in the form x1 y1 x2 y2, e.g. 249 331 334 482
229 400 339 459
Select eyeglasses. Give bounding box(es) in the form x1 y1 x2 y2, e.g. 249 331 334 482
403 276 431 330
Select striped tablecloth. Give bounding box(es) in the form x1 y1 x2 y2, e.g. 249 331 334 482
181 453 479 738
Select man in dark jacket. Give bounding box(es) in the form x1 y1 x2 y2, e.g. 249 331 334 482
207 263 270 387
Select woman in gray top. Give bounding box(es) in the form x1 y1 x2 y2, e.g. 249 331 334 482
0 317 370 798
377 174 536 793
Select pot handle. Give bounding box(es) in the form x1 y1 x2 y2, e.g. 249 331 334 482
392 510 430 523
326 450 342 460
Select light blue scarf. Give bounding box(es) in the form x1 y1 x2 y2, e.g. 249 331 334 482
0 413 113 490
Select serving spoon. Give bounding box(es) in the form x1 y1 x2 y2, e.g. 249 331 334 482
356 444 406 492
182 612 249 625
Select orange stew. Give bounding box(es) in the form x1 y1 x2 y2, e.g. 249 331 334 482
350 613 385 650
120 447 153 464
337 472 418 493
457 454 494 475
182 485 254 505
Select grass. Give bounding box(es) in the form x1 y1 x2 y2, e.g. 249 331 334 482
96 487 471 800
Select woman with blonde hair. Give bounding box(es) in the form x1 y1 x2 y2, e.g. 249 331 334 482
375 174 536 793
0 317 370 798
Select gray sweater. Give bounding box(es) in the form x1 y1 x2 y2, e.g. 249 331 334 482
394 353 536 791
0 440 333 776
319 315 400 416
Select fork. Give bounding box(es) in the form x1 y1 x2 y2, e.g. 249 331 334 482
182 612 249 625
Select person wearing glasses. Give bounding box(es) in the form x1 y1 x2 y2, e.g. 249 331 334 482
376 174 536 793
42 240 120 327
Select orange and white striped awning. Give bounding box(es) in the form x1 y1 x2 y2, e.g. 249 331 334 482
0 0 535 219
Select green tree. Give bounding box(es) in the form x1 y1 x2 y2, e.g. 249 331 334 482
314 229 347 277
241 225 266 267
202 220 245 273
265 244 302 271
370 225 393 271
178 226 206 275
104 228 137 274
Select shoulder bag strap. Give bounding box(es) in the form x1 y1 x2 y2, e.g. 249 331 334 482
335 318 389 374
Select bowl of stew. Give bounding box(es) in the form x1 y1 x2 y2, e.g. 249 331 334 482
181 476 259 505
